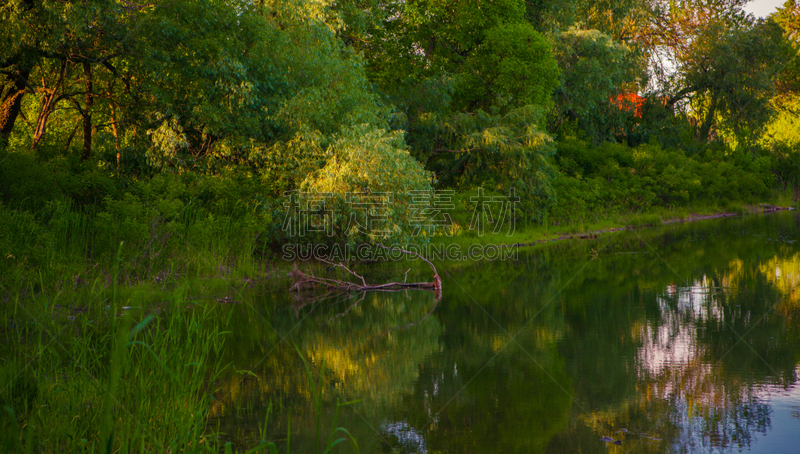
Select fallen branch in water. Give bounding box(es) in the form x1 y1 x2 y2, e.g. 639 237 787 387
289 245 442 296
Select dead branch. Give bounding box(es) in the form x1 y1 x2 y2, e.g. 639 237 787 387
318 258 367 287
289 246 442 296
375 244 442 292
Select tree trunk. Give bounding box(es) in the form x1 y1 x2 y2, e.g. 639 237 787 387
32 96 57 150
108 79 121 166
81 62 93 161
110 101 121 166
698 92 717 141
32 100 55 149
31 60 68 150
62 118 81 152
0 68 30 144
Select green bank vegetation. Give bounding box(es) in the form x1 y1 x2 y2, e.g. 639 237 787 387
1 0 800 451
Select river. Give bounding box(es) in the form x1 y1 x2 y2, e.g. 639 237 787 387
209 211 800 453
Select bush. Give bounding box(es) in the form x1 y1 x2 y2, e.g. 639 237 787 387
548 137 776 224
423 106 559 224
299 125 433 246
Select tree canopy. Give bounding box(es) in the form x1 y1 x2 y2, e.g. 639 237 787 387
1 0 799 240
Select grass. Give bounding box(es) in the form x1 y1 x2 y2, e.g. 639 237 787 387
432 188 799 251
0 200 267 452
0 279 230 452
0 276 358 453
0 249 359 453
0 196 270 299
0 191 290 451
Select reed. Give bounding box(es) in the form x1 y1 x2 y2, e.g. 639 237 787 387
1 261 361 453
0 273 232 452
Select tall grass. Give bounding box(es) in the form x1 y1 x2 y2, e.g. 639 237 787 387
0 272 231 452
1 246 361 453
0 195 267 297
0 162 363 452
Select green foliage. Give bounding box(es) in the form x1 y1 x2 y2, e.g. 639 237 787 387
549 138 774 224
0 152 65 207
1 0 388 180
403 0 527 59
0 284 229 452
133 0 386 171
418 106 558 223
254 128 329 196
773 2 800 103
445 187 511 236
0 0 795 269
551 27 644 143
664 8 789 143
5 0 800 452
357 0 559 116
0 158 277 291
299 125 433 245
458 23 560 112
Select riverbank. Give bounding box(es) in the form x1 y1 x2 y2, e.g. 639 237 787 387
432 198 798 255
515 203 795 247
2 189 795 303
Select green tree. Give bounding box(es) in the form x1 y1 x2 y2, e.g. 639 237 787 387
636 0 788 143
457 22 559 112
348 0 560 222
422 106 558 222
1 0 390 177
761 1 800 184
359 0 558 113
671 19 789 142
551 27 645 143
772 0 800 109
0 0 131 157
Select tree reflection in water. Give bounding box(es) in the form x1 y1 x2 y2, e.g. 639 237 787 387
208 213 800 453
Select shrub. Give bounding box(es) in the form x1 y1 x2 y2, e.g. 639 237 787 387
299 125 433 246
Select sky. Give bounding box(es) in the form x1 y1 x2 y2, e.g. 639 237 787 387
743 0 787 18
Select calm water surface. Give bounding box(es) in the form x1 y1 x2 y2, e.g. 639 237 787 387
210 212 800 453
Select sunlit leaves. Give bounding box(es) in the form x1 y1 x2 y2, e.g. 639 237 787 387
679 19 788 143
425 106 558 222
300 125 433 244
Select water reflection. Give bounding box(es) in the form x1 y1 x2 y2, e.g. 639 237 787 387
550 214 800 453
635 251 800 453
208 213 800 453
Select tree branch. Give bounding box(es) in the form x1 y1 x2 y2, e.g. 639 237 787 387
290 246 442 294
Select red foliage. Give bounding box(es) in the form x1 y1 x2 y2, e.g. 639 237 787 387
611 92 645 118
